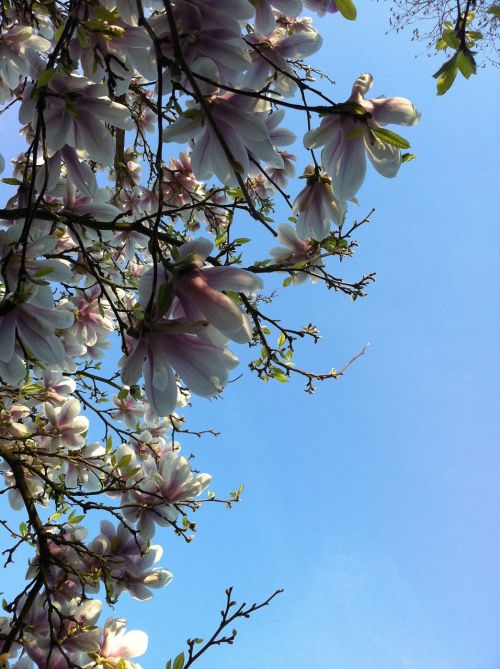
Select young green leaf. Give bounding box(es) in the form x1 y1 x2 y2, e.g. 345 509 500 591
457 50 477 79
172 652 185 669
371 127 410 149
335 0 357 21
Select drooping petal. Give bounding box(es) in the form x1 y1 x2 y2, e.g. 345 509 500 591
202 267 264 293
323 132 367 202
121 338 148 386
364 135 401 178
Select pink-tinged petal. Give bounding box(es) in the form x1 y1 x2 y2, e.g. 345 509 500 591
72 202 121 221
218 108 268 144
276 223 305 250
58 398 81 425
163 334 233 397
143 348 178 417
190 129 214 181
191 57 220 96
254 1 275 35
270 126 296 147
178 238 214 263
370 96 421 127
208 124 250 185
162 114 203 143
0 353 25 385
19 88 36 124
35 151 63 193
76 114 115 165
303 116 339 150
246 136 283 169
17 320 65 364
76 599 102 625
178 276 251 343
279 31 323 60
323 133 366 202
43 99 72 154
71 415 89 435
200 35 251 70
364 135 401 178
0 312 16 362
209 0 254 18
28 305 74 331
202 267 264 293
121 338 148 386
116 630 149 657
79 98 135 130
43 401 57 424
274 0 303 15
62 146 97 198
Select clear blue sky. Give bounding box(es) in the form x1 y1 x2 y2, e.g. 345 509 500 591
1 3 499 668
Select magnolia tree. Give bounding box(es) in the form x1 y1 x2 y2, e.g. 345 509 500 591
0 0 426 667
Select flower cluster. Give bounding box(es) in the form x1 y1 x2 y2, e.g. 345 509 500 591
0 0 419 667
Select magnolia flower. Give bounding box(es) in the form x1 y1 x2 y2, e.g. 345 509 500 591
39 399 89 451
99 618 148 669
148 2 253 90
163 92 284 186
292 167 345 241
0 295 74 370
38 369 76 406
270 223 324 283
244 26 322 97
0 25 50 92
19 74 134 165
253 0 303 35
112 393 146 429
124 450 211 538
121 328 239 417
139 237 263 345
304 73 421 201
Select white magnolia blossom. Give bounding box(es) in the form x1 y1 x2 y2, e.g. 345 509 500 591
293 167 346 241
19 75 134 165
99 618 148 669
304 73 421 201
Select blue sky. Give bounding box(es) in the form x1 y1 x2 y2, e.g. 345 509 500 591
1 3 499 668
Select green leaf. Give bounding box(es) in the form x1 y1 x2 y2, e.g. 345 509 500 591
35 68 58 89
335 0 357 20
155 282 173 319
277 333 286 347
172 652 185 669
93 4 120 20
457 50 477 78
117 387 129 401
1 178 21 185
117 454 132 468
401 153 416 163
166 662 172 669
433 54 459 95
371 127 410 149
33 267 54 278
282 276 292 287
19 522 28 536
441 28 460 49
487 4 500 16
